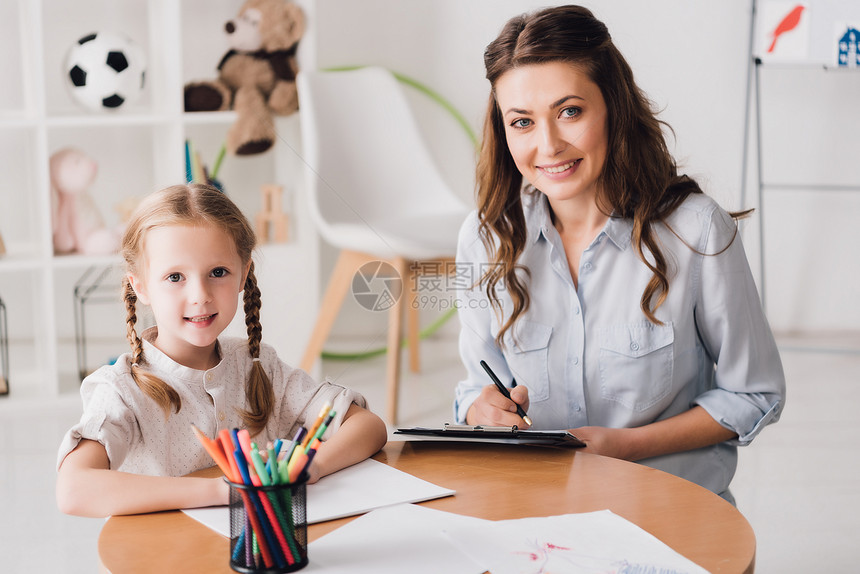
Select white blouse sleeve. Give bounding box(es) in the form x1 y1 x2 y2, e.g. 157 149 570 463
264 343 369 440
56 367 140 470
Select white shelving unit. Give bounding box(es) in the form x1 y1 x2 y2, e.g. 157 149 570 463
0 0 318 406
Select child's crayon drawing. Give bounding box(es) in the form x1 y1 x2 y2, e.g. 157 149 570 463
510 537 690 574
443 510 709 574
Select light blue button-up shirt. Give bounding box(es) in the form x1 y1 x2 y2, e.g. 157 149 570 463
454 190 785 498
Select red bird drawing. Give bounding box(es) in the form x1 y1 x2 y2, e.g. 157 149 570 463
768 5 805 53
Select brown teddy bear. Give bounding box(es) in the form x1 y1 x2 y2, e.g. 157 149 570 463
184 0 305 156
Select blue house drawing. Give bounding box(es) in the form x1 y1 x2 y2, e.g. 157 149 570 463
838 27 859 68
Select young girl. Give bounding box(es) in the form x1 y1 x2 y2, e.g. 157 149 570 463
57 183 387 517
455 5 785 502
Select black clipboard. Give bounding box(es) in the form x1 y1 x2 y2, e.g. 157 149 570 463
394 424 585 447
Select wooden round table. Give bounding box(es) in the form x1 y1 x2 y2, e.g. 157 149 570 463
99 440 755 573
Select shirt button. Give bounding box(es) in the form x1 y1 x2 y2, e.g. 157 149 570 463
206 373 213 382
573 356 579 365
630 342 640 351
574 404 582 412
574 307 581 316
218 411 226 421
583 262 593 271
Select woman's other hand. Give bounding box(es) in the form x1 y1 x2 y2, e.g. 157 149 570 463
571 426 639 460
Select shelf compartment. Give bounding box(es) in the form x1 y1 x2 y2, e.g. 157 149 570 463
0 127 44 260
0 269 50 399
69 264 127 382
47 123 161 244
41 0 154 117
0 0 27 115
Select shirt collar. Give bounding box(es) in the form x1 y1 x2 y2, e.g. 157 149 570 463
524 189 552 245
526 190 633 251
140 326 224 381
603 215 633 250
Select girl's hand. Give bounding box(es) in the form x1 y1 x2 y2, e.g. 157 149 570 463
299 403 387 484
212 476 230 505
305 462 322 484
466 384 531 428
570 426 639 461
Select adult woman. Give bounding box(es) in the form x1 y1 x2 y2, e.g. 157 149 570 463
454 5 785 501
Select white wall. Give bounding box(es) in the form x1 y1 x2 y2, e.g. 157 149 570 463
305 0 860 337
314 0 750 204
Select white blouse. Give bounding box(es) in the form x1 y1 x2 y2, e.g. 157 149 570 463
58 327 367 477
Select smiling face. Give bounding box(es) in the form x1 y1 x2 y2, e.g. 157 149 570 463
128 224 249 370
494 61 609 209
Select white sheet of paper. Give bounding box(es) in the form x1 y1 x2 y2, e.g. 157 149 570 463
303 503 486 574
182 458 456 537
442 509 709 574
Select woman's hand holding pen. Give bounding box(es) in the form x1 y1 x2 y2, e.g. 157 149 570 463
466 384 531 428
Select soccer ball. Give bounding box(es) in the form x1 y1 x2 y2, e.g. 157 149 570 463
64 32 146 112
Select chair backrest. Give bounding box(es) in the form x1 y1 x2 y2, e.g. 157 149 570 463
297 67 467 240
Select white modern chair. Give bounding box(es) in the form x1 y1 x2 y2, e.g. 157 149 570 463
296 67 471 424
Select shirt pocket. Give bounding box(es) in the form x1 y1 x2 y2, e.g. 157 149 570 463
503 320 552 402
598 322 674 412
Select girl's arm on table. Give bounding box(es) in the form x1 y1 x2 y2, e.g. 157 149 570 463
572 405 737 461
306 402 387 483
56 439 228 518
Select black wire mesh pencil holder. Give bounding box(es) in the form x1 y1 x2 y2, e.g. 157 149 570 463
227 476 309 572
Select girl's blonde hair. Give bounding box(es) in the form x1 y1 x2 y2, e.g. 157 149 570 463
120 183 273 436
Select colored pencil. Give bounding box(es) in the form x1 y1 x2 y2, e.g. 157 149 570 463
302 402 332 449
190 424 233 479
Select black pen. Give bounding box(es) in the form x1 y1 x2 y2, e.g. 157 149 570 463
479 360 533 426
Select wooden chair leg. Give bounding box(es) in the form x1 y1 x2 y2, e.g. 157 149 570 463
300 250 370 373
407 263 421 374
385 257 408 424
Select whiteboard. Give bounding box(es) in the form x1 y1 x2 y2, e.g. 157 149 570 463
755 0 860 66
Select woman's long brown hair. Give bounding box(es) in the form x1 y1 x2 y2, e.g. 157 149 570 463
477 5 747 345
120 184 274 436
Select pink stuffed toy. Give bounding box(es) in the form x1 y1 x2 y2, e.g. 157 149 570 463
50 147 121 255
